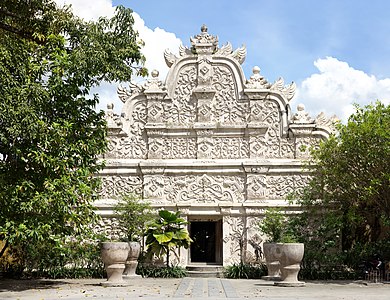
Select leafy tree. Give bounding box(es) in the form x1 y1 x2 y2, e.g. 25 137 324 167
294 101 390 251
258 208 297 243
0 0 146 260
113 194 155 242
145 210 192 267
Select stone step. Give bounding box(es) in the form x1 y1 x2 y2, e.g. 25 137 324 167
186 264 224 278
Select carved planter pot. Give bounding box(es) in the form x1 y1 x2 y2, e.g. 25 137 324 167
123 241 141 278
101 242 130 287
262 242 281 281
273 243 305 287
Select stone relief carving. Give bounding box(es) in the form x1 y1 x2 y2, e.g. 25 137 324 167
270 77 296 101
212 65 247 123
295 136 320 159
249 99 279 125
292 104 314 124
267 175 295 199
105 136 147 159
99 176 142 198
148 137 196 159
144 175 165 199
197 137 249 159
165 174 245 203
224 216 245 264
315 111 339 134
246 66 271 89
98 26 340 268
190 24 218 55
247 175 268 200
246 217 263 263
169 64 197 124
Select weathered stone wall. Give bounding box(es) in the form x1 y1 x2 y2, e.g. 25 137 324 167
97 26 337 266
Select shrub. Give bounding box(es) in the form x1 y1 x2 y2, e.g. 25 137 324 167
1 234 106 279
224 263 267 279
136 264 187 278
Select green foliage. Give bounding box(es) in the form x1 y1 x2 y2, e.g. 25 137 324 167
0 233 106 279
145 210 192 267
0 1 146 259
294 101 389 250
136 264 187 278
287 101 390 279
113 194 155 242
258 208 298 243
224 263 267 279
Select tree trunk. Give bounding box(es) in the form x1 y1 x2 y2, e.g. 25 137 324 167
166 247 170 267
0 240 9 259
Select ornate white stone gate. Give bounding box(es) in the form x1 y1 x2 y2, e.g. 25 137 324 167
97 25 337 266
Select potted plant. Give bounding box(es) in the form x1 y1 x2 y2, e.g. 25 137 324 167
258 207 305 287
113 194 155 278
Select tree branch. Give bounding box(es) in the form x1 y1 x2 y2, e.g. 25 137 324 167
0 21 45 45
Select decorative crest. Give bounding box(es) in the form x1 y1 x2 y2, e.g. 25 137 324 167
190 24 218 55
315 112 339 133
143 70 166 92
246 66 271 89
105 103 123 133
292 104 314 124
271 78 296 101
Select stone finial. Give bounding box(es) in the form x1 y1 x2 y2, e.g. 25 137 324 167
143 69 167 100
106 103 122 130
246 66 271 89
143 69 166 92
190 24 218 55
292 104 314 124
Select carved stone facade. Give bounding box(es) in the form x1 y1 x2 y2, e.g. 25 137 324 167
98 26 337 266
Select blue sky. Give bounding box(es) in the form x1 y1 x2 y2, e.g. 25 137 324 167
123 0 390 82
55 0 390 121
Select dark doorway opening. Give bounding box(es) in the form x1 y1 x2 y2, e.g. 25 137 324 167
190 221 222 263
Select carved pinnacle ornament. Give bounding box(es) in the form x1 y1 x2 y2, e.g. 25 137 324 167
190 24 219 55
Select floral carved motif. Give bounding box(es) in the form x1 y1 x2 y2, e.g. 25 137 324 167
99 176 142 198
295 136 320 159
148 137 196 159
106 136 147 159
169 65 197 124
249 100 279 124
198 137 249 159
266 175 310 199
224 216 246 264
248 99 295 159
165 174 245 203
212 65 248 123
144 175 165 199
247 175 267 200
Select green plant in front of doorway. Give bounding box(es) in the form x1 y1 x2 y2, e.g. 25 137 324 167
145 210 192 267
224 262 267 279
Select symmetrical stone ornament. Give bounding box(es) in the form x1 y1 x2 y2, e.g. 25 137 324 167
99 26 337 267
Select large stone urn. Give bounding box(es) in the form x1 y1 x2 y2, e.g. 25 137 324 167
101 242 130 286
123 241 141 278
262 243 281 281
273 243 305 287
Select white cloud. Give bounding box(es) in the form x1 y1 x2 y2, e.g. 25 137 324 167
54 0 182 113
295 57 390 122
54 0 115 20
131 12 181 79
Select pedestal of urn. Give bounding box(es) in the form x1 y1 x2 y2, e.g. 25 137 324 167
101 242 130 287
262 243 281 281
273 243 305 287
